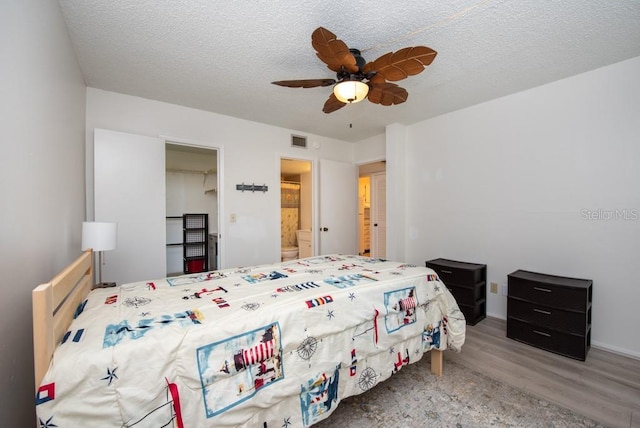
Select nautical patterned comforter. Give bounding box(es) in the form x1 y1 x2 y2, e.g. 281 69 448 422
36 255 465 427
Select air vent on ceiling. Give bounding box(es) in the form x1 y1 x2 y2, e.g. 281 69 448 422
291 134 307 149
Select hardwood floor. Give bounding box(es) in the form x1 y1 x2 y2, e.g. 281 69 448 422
445 317 640 428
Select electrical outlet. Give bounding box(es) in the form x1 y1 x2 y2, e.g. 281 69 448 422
490 282 498 294
230 213 237 223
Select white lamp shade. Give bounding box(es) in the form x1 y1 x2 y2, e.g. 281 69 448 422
333 80 369 103
82 222 117 251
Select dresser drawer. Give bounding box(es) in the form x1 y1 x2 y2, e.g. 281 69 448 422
507 298 589 335
508 272 591 312
448 283 485 306
426 259 485 286
458 301 486 326
507 318 590 361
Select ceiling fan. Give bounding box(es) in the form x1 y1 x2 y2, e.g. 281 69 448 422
272 27 437 113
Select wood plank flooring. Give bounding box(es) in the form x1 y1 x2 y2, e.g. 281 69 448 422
445 317 640 428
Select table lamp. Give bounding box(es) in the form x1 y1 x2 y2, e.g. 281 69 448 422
82 221 117 287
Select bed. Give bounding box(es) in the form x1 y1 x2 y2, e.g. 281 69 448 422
33 250 465 427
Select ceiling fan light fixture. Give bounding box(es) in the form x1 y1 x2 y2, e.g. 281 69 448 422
333 80 369 104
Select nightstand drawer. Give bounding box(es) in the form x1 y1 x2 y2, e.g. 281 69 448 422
507 298 589 335
507 318 590 361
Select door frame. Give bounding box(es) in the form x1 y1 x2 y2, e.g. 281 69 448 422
357 158 387 258
162 135 224 269
370 171 387 258
279 154 316 257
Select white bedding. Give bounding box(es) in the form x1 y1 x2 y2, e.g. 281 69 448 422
35 255 465 427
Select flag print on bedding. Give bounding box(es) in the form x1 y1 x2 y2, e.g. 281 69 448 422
35 383 55 405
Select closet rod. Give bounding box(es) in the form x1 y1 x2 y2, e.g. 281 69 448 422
166 168 215 175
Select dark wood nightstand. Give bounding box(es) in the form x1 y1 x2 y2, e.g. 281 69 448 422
426 258 487 325
507 270 592 361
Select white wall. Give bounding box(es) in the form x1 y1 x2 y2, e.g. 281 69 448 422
0 1 86 425
86 88 354 268
353 132 385 165
386 124 409 262
300 170 313 231
404 56 640 358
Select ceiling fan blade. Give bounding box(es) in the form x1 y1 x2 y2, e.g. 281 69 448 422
272 79 336 88
363 46 437 81
322 93 347 113
367 82 408 106
368 74 386 85
311 27 359 73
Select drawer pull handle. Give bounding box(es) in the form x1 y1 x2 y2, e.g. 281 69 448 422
441 269 453 274
533 287 551 293
533 330 551 337
534 308 552 315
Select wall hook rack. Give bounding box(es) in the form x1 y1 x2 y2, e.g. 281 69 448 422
236 183 268 193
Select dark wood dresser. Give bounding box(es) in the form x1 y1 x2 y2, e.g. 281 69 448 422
425 258 486 325
507 270 592 361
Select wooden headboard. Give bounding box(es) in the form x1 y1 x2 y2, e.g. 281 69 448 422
32 250 93 391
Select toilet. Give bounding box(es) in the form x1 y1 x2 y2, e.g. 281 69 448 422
282 229 308 261
281 246 298 261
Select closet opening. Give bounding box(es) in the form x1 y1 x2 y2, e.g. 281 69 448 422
165 143 219 276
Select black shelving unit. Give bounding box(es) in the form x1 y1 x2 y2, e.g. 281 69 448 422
425 258 487 325
183 213 208 274
507 270 592 361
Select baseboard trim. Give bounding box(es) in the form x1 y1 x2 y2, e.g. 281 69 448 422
591 341 640 360
484 314 640 360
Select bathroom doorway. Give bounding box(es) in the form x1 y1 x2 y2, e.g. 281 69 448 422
280 158 313 261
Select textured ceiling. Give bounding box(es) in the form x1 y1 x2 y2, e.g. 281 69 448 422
58 0 640 142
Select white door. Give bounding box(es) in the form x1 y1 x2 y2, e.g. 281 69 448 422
371 172 387 258
94 128 166 284
319 159 357 254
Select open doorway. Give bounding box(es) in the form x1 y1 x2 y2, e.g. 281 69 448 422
358 161 386 258
165 143 219 275
280 158 313 261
